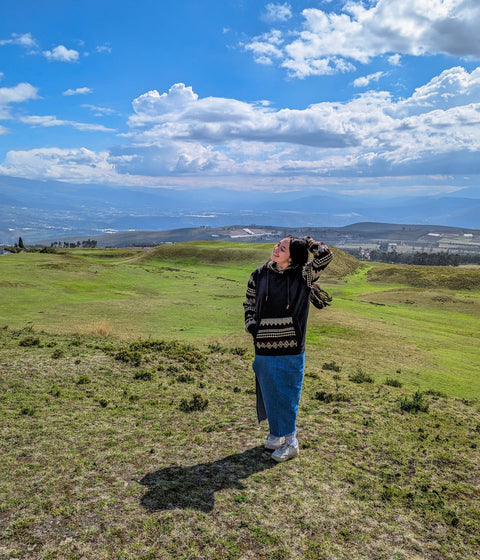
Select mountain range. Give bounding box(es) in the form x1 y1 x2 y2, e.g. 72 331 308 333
1 175 479 244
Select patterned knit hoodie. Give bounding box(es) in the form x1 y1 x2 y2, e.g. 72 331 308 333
243 243 333 356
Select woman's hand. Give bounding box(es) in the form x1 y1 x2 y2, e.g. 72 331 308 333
304 236 327 252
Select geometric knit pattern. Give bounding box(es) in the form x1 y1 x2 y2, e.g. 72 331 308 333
255 316 298 351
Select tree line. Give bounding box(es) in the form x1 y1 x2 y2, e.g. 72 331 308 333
345 249 480 266
49 240 98 248
2 237 98 253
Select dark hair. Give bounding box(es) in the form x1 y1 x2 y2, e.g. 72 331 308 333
289 237 309 267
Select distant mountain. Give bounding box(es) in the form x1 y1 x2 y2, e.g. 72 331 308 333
32 223 480 252
1 175 479 244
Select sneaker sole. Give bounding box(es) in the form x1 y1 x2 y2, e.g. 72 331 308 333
264 443 283 450
271 449 299 462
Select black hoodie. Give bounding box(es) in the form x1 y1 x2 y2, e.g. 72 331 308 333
244 245 333 356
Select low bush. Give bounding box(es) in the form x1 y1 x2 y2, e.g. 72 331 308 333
19 336 40 347
400 391 429 413
314 390 351 404
349 368 374 384
179 393 209 412
385 377 403 388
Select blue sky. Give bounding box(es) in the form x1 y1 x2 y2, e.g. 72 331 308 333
1 0 480 200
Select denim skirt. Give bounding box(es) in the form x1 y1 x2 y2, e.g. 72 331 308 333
253 353 305 438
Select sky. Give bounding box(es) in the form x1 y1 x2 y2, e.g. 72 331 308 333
1 0 480 200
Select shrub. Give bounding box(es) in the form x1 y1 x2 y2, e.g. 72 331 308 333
179 393 209 412
424 389 446 398
133 370 154 381
314 390 351 404
230 347 247 356
349 368 374 384
322 361 342 373
51 348 65 359
177 373 194 383
208 343 227 353
115 349 142 366
19 336 40 347
76 375 91 385
400 391 429 413
385 378 403 388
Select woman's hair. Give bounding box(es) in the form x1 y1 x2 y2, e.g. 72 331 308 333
288 237 309 267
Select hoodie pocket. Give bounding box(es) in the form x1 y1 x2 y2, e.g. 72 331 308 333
255 316 299 352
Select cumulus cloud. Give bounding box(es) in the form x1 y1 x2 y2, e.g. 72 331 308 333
0 82 39 119
244 30 284 65
244 0 480 77
63 87 93 96
43 45 80 62
123 70 480 177
0 147 119 183
0 32 38 49
20 115 115 132
262 3 292 23
388 53 402 66
2 66 480 185
128 83 370 149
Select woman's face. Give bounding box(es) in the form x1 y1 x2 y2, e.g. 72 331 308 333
271 237 291 269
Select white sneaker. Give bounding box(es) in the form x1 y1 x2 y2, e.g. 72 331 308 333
271 442 299 462
264 434 285 450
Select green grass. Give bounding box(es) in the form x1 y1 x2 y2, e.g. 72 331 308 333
0 326 479 559
0 243 479 558
1 244 479 400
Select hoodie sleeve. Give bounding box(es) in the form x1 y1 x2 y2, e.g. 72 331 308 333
302 241 334 287
243 270 257 335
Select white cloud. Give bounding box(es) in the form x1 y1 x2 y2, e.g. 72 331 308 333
388 53 401 66
20 115 115 132
401 66 480 112
43 45 80 62
0 147 119 183
0 82 39 119
123 70 480 177
95 44 112 54
0 32 38 49
244 0 480 78
353 71 385 88
262 3 292 23
3 66 480 185
82 104 118 116
63 87 93 96
244 30 284 65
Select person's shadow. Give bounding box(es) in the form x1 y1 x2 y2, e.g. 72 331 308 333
140 445 278 512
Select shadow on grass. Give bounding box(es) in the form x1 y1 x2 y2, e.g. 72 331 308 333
140 445 277 512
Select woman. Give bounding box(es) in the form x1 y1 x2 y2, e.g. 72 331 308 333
244 236 333 462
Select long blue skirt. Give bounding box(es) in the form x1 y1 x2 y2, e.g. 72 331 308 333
253 353 305 438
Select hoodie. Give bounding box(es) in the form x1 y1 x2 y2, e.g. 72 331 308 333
244 244 333 356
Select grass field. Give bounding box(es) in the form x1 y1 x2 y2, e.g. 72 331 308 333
1 243 479 559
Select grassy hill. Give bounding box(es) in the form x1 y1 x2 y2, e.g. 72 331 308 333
1 243 479 559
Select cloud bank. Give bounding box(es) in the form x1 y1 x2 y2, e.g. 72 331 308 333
245 0 480 77
2 65 479 187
